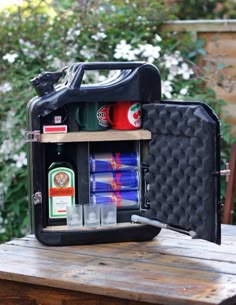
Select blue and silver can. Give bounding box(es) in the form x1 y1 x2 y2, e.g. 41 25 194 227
90 152 139 173
90 171 139 192
90 191 140 209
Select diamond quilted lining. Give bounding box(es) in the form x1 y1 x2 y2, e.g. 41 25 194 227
142 103 217 242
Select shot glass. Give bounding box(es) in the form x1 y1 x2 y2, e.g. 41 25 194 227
101 203 117 226
83 204 100 227
66 205 83 228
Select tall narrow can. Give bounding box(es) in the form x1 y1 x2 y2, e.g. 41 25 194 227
90 171 139 192
90 152 139 173
90 191 140 209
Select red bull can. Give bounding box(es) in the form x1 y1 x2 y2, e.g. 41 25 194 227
90 152 139 172
90 171 139 192
90 191 140 209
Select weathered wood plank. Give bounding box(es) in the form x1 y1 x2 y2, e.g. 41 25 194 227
0 226 236 305
3 233 236 273
162 20 236 32
1 239 236 276
40 129 151 143
0 247 236 305
0 279 153 305
6 226 236 256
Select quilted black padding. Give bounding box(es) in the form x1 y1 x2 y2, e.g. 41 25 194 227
142 103 218 242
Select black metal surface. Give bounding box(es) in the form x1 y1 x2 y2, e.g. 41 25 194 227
28 61 161 129
27 62 162 245
26 61 221 246
142 101 221 244
33 204 161 246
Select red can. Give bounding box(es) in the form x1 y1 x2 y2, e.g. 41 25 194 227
107 101 142 130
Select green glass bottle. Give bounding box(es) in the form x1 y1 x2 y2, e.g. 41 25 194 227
48 143 75 223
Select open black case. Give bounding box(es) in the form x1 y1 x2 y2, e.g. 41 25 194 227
26 62 221 246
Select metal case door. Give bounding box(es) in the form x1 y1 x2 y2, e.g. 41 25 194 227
142 101 221 244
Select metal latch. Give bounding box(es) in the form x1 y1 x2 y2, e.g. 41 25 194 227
32 192 42 205
24 130 41 143
220 163 231 182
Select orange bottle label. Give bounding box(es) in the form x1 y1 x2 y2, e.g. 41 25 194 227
49 187 74 197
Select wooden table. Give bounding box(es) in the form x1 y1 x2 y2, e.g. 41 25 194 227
0 224 236 305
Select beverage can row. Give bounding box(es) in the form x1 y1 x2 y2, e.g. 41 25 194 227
90 152 139 173
90 171 139 192
90 191 140 209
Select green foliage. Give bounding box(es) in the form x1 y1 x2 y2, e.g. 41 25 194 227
174 0 236 19
0 0 235 242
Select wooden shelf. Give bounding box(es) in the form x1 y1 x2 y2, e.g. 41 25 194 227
43 222 142 232
40 129 151 143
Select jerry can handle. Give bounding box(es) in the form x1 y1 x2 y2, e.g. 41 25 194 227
68 61 145 89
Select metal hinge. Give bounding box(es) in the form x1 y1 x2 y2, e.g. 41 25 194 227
220 163 231 182
24 130 41 143
32 192 42 205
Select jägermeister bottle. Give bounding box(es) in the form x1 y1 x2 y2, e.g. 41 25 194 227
48 143 75 224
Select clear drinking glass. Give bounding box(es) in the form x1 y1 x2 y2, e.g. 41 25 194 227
66 205 83 228
83 204 100 227
101 203 117 226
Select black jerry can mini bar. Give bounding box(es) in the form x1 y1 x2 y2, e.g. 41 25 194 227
26 61 221 246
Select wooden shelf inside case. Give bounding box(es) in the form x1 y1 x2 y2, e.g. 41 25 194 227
40 129 151 143
43 222 143 232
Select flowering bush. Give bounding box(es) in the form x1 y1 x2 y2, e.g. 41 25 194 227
0 0 235 242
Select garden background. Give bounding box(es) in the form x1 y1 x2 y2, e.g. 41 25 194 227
0 0 236 242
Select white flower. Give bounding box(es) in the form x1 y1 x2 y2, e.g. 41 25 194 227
114 40 137 60
80 46 94 59
97 74 107 82
18 39 39 59
0 227 6 234
51 57 69 69
82 71 106 84
66 28 81 42
1 110 16 130
65 44 78 58
154 34 162 42
19 39 34 49
12 152 27 168
162 52 182 69
178 63 194 80
44 32 49 39
0 182 6 207
98 5 106 12
137 16 144 21
0 82 12 93
162 80 173 99
167 65 180 81
46 54 53 61
91 32 107 41
163 55 178 69
2 53 18 63
0 134 24 162
0 139 15 160
180 87 189 95
134 44 161 63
